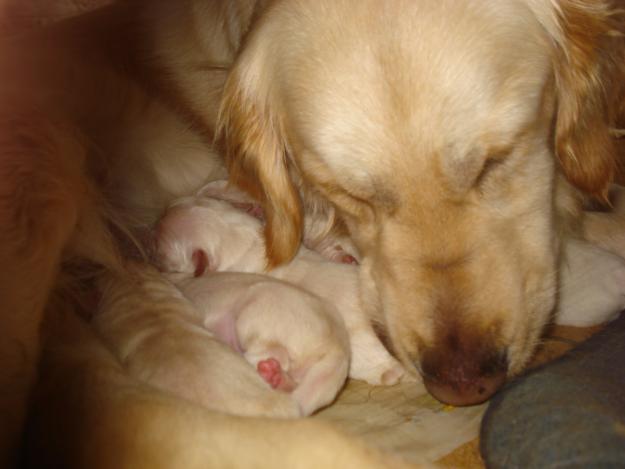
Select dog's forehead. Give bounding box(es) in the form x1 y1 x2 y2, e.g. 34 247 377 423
282 0 552 192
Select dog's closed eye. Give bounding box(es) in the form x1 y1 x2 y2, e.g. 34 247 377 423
474 155 506 188
441 144 511 195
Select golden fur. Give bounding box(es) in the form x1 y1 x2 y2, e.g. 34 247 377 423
0 0 624 466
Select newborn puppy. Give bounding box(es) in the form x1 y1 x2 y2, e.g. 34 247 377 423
93 265 301 418
155 182 406 386
176 272 349 416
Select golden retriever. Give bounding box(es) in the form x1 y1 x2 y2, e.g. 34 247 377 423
1 0 624 467
217 0 625 406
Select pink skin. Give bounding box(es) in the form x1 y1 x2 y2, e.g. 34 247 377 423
324 245 358 265
257 358 296 392
335 249 358 265
192 249 209 277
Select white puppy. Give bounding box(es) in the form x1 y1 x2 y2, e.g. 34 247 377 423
155 182 406 386
556 239 625 327
93 264 348 417
177 272 350 416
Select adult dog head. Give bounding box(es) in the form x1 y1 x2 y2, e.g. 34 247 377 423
218 0 624 405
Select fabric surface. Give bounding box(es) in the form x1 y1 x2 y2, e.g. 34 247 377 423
481 312 625 468
316 379 487 465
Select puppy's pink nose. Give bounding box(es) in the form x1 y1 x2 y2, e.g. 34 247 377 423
420 346 508 406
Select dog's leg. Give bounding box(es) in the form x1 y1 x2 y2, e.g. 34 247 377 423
0 114 88 466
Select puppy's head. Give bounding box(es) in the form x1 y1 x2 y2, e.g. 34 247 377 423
218 0 623 405
154 194 266 277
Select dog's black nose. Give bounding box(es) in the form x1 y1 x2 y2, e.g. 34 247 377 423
420 343 508 406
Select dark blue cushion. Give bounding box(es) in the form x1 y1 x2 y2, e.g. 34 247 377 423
480 313 625 469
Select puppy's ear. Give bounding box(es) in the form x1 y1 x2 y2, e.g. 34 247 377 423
217 46 303 268
546 1 625 200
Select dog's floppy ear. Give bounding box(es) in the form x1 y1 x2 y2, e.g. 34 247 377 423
217 37 303 268
539 0 625 200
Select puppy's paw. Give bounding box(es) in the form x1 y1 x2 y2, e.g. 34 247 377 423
358 361 406 386
379 363 406 386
